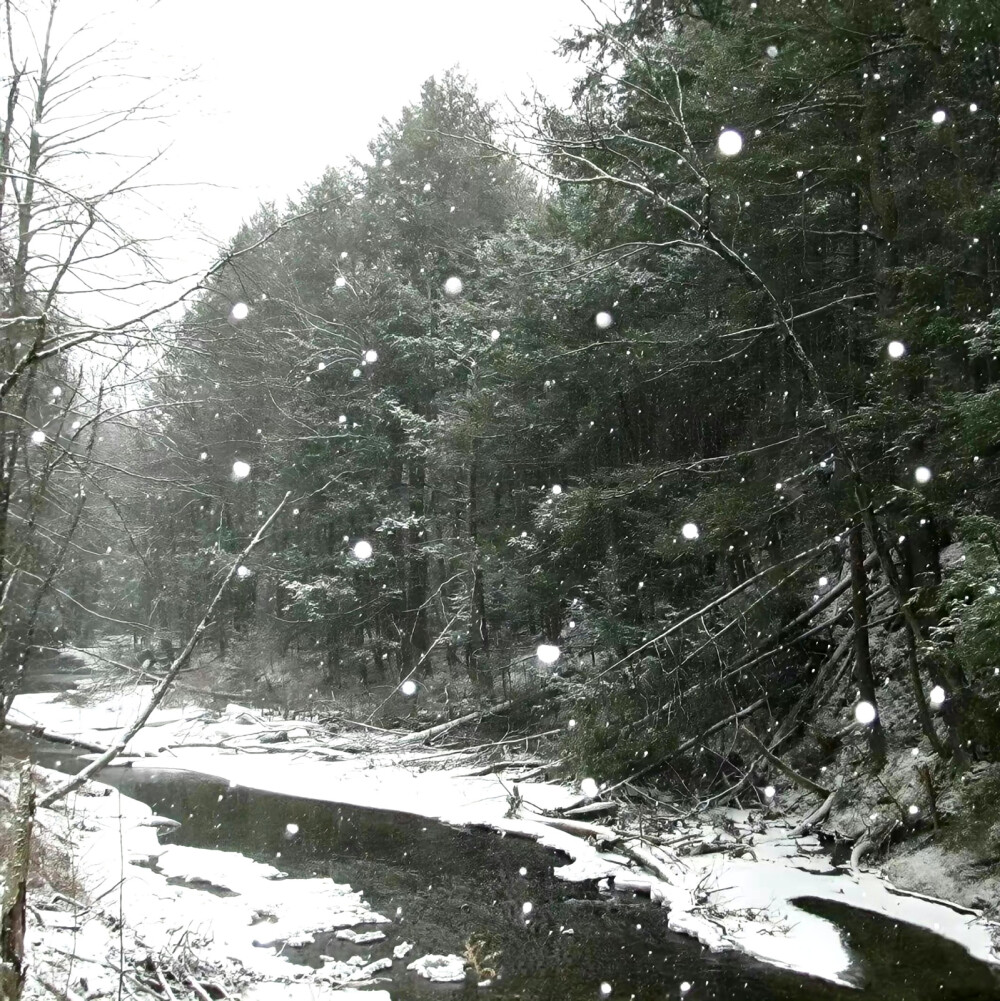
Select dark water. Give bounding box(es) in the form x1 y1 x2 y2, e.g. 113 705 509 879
16 650 91 694
9 732 998 1001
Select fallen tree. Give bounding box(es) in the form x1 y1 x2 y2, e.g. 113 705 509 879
3 719 111 756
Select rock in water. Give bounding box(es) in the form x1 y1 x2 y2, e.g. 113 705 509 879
336 928 386 944
406 953 467 982
143 815 181 830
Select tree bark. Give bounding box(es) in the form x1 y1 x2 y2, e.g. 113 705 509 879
0 762 34 1001
849 523 887 767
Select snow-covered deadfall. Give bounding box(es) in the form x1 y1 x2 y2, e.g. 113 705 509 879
8 684 1000 988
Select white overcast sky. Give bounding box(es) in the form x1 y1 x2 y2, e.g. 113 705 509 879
107 0 596 292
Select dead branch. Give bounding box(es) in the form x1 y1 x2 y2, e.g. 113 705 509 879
394 699 514 745
37 492 291 808
738 726 830 798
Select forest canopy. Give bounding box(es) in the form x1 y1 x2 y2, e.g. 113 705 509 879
5 0 1000 797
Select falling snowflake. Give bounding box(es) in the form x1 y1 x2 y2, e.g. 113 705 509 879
443 276 463 296
718 129 743 156
522 901 533 916
580 778 599 799
887 340 906 359
230 302 249 321
285 823 299 836
764 785 776 800
929 685 946 706
236 565 252 579
353 540 373 560
914 466 932 484
490 329 501 341
766 45 778 58
365 349 378 363
30 430 46 445
551 484 562 495
681 523 699 540
595 311 614 330
536 643 561 665
232 461 251 480
931 109 947 124
854 701 877 725
400 679 417 696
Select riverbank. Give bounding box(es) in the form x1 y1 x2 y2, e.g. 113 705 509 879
8 681 1000 993
1 759 416 999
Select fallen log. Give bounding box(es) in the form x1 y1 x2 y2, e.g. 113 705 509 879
394 700 514 745
522 812 619 844
4 719 112 756
618 837 688 880
786 788 837 838
562 801 619 819
454 759 549 777
750 787 840 848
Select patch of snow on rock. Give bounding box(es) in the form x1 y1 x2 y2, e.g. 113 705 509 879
407 953 467 982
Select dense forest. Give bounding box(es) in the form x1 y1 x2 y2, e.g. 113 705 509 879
5 0 1000 814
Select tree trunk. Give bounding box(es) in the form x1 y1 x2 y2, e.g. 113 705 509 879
466 460 492 694
0 763 34 1001
407 460 431 674
849 523 887 768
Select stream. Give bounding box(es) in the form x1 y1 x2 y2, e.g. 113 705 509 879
7 660 1000 1000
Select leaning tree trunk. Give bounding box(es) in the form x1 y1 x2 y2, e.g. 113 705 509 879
0 763 34 1000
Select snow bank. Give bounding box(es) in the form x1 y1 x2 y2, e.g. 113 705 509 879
244 987 390 1001
22 768 391 990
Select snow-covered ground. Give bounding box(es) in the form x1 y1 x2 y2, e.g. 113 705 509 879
10 684 1000 988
